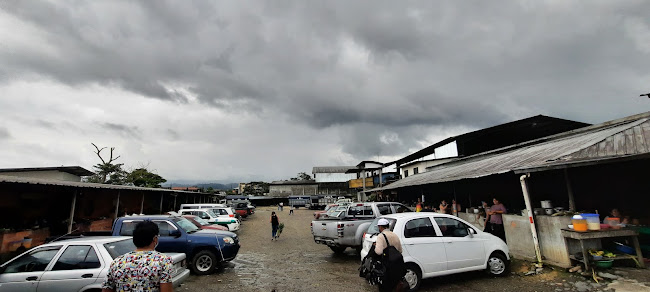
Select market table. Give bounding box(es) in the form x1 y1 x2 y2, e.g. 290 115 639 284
561 228 645 270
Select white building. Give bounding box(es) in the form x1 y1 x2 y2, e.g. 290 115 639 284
0 166 94 182
312 166 356 183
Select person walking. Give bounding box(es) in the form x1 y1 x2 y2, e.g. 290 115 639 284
270 211 280 240
102 221 173 292
289 204 294 215
279 202 284 211
374 218 405 292
415 198 423 212
487 197 507 242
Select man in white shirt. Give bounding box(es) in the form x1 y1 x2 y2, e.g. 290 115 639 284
374 219 402 256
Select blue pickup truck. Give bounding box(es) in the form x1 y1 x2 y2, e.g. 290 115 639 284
112 215 240 275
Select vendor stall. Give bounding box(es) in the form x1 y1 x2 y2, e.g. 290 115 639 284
561 228 645 270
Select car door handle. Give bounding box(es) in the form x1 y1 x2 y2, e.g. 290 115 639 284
81 273 93 278
26 276 38 281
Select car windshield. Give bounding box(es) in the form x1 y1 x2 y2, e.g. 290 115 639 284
367 217 397 235
206 209 220 216
324 207 346 218
174 218 200 233
193 216 210 226
103 239 136 259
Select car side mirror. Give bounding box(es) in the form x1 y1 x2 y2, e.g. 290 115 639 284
467 228 476 237
170 230 182 237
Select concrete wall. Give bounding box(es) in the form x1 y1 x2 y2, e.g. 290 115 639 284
1 170 81 182
460 212 593 268
503 214 537 260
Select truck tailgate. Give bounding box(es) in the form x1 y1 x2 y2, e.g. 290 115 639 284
312 220 339 239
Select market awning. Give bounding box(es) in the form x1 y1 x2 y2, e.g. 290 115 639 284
372 111 650 191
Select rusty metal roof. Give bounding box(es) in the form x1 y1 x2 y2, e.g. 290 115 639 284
375 111 650 191
0 175 201 194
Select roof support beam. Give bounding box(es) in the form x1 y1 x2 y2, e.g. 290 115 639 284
564 169 576 212
520 174 543 267
68 190 77 234
114 191 120 219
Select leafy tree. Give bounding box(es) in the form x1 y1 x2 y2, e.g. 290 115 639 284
291 172 312 181
125 168 167 188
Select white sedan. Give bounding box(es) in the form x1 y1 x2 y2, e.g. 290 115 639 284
0 236 189 292
361 213 510 291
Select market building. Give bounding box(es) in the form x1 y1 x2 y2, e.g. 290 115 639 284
369 111 650 268
0 166 213 263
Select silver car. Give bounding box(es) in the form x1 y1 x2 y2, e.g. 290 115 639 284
0 236 190 292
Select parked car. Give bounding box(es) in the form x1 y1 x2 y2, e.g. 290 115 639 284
0 236 190 292
183 215 229 231
232 202 254 217
178 209 240 231
112 215 240 275
313 204 337 219
311 202 411 253
360 213 510 291
179 203 226 210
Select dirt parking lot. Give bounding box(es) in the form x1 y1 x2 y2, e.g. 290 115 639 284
180 207 632 292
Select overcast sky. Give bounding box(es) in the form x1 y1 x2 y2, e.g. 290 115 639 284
1 1 649 183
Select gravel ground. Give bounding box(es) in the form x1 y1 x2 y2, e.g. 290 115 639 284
179 207 642 292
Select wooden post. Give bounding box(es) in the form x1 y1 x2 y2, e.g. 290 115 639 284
159 193 164 213
173 195 177 211
114 191 120 219
68 190 77 234
564 168 576 212
140 193 144 214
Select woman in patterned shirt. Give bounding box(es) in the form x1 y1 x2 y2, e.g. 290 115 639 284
102 221 173 292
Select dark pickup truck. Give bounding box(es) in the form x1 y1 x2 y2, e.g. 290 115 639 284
112 215 240 275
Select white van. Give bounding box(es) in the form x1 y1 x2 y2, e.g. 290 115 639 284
179 203 226 210
178 209 240 231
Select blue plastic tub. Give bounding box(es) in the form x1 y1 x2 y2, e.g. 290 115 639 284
616 244 635 255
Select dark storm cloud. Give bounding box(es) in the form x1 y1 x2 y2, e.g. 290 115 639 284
2 0 650 159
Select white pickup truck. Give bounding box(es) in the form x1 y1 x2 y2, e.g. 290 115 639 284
311 202 411 253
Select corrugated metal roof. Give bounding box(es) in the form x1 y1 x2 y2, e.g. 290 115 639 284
0 175 200 193
312 166 356 173
375 112 650 191
0 166 94 176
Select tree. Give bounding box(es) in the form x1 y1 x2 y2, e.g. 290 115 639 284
91 143 126 184
291 172 312 181
125 168 167 188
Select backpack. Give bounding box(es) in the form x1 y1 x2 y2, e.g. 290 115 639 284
381 233 406 283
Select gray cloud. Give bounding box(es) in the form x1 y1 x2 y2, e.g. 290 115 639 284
0 127 10 140
2 0 650 162
101 123 142 139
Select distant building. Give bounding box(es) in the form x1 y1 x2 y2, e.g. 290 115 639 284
0 166 94 182
171 186 200 192
268 180 317 197
312 166 357 183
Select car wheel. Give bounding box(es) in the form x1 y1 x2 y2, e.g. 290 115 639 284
191 250 217 275
486 252 509 276
329 246 346 254
404 263 422 291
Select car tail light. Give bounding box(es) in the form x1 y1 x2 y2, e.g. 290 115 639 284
229 214 234 217
363 232 366 238
337 223 344 238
